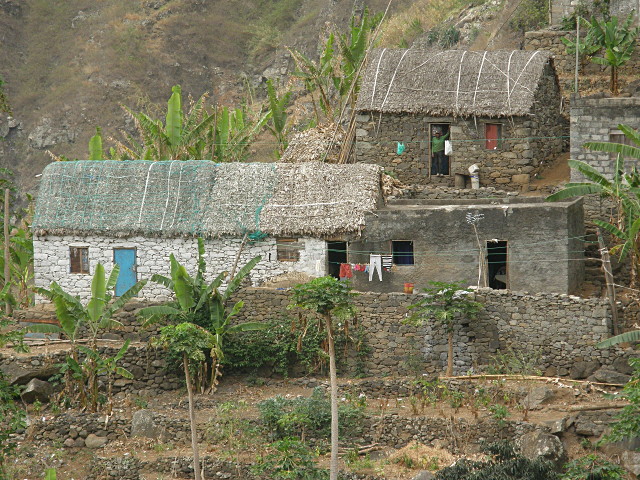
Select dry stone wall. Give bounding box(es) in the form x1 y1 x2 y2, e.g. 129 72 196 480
233 288 623 377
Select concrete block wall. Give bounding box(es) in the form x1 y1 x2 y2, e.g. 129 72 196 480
33 235 327 302
570 96 640 182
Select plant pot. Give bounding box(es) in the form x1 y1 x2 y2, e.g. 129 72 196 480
404 283 414 294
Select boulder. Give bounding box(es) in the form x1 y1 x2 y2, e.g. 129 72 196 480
521 386 554 410
590 368 631 385
0 362 58 385
570 361 600 380
84 433 107 449
611 357 633 376
622 451 640 477
518 431 565 466
20 378 53 403
411 471 436 480
131 409 161 439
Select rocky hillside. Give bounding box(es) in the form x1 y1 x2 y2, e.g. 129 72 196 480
0 0 518 195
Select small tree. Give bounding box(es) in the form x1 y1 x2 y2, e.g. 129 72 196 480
289 277 357 480
588 14 639 95
155 323 215 480
406 281 482 377
265 79 292 158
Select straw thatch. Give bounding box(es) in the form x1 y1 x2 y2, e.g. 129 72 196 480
280 124 343 163
357 49 554 117
33 160 382 238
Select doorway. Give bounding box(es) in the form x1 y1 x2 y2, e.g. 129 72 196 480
487 240 507 289
429 123 451 176
327 241 348 279
114 248 137 296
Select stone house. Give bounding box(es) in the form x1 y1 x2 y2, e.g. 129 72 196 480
354 49 568 190
32 160 381 301
346 197 585 295
570 95 640 182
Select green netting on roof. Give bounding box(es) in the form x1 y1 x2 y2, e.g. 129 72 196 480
33 160 276 238
33 160 382 238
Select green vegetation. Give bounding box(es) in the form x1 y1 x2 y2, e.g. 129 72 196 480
561 0 610 30
488 346 543 376
509 0 549 34
435 441 558 480
0 372 25 479
289 276 358 480
265 79 292 157
34 263 146 412
258 387 366 441
140 238 264 392
252 437 328 480
406 281 482 376
547 124 640 287
0 76 10 114
599 357 640 445
561 454 626 480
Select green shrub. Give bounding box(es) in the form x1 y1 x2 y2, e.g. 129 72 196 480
509 0 549 33
252 437 328 480
258 387 365 441
435 441 558 480
0 372 25 477
561 454 626 480
487 346 542 376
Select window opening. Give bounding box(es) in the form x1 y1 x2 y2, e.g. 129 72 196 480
392 240 414 265
327 241 348 279
485 123 502 150
70 247 89 274
610 129 635 161
487 240 507 289
429 123 451 176
276 238 301 262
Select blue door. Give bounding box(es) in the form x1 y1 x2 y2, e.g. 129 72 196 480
114 248 137 296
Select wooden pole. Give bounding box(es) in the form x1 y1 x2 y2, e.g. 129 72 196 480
575 17 580 94
4 188 10 316
597 229 619 335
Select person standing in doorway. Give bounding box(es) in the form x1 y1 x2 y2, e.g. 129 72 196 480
431 128 450 176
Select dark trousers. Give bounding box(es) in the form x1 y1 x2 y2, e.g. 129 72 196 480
432 151 448 175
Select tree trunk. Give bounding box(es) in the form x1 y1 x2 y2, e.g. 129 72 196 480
183 353 202 480
324 314 339 480
612 66 619 96
447 330 454 377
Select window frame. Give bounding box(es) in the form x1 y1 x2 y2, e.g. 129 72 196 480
276 238 301 262
69 246 90 274
391 240 415 266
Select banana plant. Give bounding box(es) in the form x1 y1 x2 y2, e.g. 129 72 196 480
139 238 265 392
265 79 292 158
32 263 146 411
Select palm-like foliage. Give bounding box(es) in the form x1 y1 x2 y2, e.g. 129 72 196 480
406 281 482 377
265 79 292 158
547 124 640 285
33 263 146 411
139 238 264 392
588 14 639 95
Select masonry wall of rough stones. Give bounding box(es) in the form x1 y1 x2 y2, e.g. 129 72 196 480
0 344 181 396
33 235 327 302
232 288 622 377
354 64 566 190
569 96 640 182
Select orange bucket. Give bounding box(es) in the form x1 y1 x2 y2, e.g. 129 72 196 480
404 283 414 294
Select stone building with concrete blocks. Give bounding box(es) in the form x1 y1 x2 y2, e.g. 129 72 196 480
354 49 568 191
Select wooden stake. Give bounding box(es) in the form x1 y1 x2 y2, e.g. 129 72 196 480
597 229 619 335
4 188 10 316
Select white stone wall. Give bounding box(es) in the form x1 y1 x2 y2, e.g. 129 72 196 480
33 235 327 302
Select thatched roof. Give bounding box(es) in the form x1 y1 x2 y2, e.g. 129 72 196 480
357 49 554 117
280 124 343 163
33 161 382 238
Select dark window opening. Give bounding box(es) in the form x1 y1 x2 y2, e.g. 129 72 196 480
610 129 635 161
485 123 502 150
487 240 507 289
327 241 348 279
276 238 301 262
392 240 414 265
70 247 89 274
430 123 451 176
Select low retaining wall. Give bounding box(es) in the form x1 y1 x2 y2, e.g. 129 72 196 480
233 288 622 377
